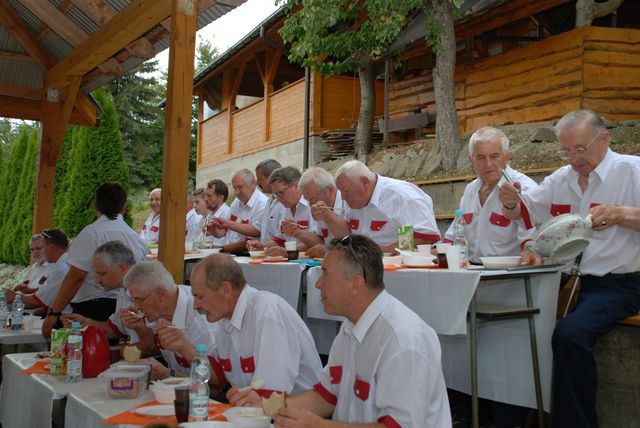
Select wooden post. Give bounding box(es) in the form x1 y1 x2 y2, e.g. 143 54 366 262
159 0 197 283
33 77 81 234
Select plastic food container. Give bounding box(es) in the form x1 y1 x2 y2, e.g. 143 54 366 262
103 364 151 399
150 377 191 403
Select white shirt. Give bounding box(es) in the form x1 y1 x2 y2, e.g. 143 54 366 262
522 149 640 276
259 195 287 242
186 209 203 233
345 175 440 246
213 286 322 395
271 197 321 246
23 261 51 289
152 285 218 373
225 190 268 244
315 291 451 427
202 203 231 246
318 190 348 245
107 288 139 342
34 253 72 313
67 215 148 302
444 166 538 262
140 212 160 244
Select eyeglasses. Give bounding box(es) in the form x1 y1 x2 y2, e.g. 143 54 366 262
41 230 52 239
130 289 155 305
273 184 294 199
556 130 604 161
338 236 367 282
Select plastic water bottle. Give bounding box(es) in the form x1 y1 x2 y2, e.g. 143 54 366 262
0 290 9 329
453 209 469 268
66 322 83 383
188 343 211 422
11 294 24 331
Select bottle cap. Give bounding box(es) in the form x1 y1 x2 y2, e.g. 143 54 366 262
71 321 81 330
455 209 463 217
195 343 207 354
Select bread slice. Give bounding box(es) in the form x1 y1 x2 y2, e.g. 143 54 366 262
262 391 287 417
123 345 141 363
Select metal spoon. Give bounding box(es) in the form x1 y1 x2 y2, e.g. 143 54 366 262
499 168 541 228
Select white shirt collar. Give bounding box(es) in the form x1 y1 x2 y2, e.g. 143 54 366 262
343 290 389 343
367 174 385 209
170 285 188 328
227 285 256 331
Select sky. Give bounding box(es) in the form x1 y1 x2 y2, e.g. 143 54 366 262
155 0 280 72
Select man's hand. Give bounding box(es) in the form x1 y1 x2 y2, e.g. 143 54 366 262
281 219 305 239
521 249 543 266
498 182 522 209
120 307 146 331
143 357 171 381
310 201 334 223
273 407 326 428
155 320 194 358
247 240 265 251
265 246 287 258
590 204 622 231
41 315 58 340
305 244 326 259
13 284 34 294
5 289 17 304
61 313 89 328
226 385 262 407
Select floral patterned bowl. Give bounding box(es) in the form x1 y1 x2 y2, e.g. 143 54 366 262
528 214 593 260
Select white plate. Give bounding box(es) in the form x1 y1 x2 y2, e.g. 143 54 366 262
133 404 175 417
180 423 274 428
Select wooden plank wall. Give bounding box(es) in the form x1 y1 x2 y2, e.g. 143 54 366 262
199 112 227 165
388 27 640 133
319 76 385 131
269 80 305 144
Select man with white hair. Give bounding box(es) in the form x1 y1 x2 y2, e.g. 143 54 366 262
499 109 640 427
335 160 440 253
140 188 161 244
208 169 268 254
122 261 218 380
15 234 50 293
298 166 349 259
443 127 537 262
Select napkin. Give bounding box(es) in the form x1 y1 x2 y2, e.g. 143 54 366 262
19 359 51 375
102 401 230 425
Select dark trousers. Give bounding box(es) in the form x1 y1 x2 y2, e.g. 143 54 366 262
71 298 117 321
552 272 640 428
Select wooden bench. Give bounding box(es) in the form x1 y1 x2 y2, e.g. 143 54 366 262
379 111 434 140
617 313 640 327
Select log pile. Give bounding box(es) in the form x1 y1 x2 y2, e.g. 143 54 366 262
319 129 384 161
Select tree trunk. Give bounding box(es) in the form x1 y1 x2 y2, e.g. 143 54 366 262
432 0 460 171
575 0 623 27
354 61 375 158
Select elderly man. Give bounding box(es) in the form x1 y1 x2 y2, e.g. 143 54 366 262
190 254 322 405
499 109 640 428
273 235 451 427
255 159 287 243
63 241 138 342
335 160 440 253
443 127 537 262
15 234 50 293
7 229 72 316
248 166 322 257
42 182 148 339
140 188 161 244
208 169 268 254
201 179 231 247
122 261 218 380
297 167 349 259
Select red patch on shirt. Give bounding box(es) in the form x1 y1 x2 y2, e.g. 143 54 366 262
321 228 329 238
240 356 255 373
230 215 238 222
353 377 370 401
219 358 232 372
329 366 342 384
370 220 387 231
150 226 159 232
462 212 473 224
348 219 360 230
550 204 571 216
489 212 511 227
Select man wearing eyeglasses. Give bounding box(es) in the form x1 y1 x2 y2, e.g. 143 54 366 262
273 235 451 427
207 168 268 254
121 261 218 381
335 160 440 254
499 109 640 428
443 127 537 263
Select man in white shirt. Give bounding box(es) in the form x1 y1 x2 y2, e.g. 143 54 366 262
185 191 203 239
140 188 161 245
202 179 231 247
16 234 49 293
42 182 148 339
208 169 268 254
190 254 322 404
63 241 138 342
122 261 218 380
443 127 537 262
335 160 440 253
499 109 640 428
248 166 322 257
273 234 451 427
298 166 349 259
255 159 287 243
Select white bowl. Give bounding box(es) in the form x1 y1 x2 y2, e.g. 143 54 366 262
200 248 221 256
149 248 158 255
401 253 437 267
223 407 271 428
480 256 522 269
150 377 190 403
530 214 593 259
382 255 402 266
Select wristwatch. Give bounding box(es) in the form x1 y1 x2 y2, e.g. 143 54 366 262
46 309 62 318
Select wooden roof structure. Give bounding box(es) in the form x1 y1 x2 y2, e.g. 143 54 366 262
0 0 245 281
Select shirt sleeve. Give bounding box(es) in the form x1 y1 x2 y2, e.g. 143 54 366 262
35 263 70 309
394 196 440 241
66 227 96 272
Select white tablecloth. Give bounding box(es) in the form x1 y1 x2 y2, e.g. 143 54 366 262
306 266 560 411
0 317 46 345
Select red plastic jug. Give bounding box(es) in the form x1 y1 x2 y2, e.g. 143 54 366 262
82 325 109 378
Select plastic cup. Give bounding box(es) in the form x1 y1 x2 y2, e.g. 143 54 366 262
436 243 451 268
416 244 432 255
445 245 461 270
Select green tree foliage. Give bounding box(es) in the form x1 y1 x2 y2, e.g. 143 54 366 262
195 38 219 74
56 88 131 237
105 60 166 191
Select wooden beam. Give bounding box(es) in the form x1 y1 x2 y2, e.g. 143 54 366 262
0 0 54 69
45 0 172 89
0 50 33 62
159 0 198 283
0 95 94 125
20 0 90 46
0 82 41 101
226 61 246 153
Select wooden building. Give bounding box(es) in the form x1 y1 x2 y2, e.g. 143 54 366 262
193 8 384 183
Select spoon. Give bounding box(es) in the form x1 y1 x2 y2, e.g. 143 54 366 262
238 379 265 392
499 168 541 228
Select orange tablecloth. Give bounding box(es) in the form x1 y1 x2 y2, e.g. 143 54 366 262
102 401 230 426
